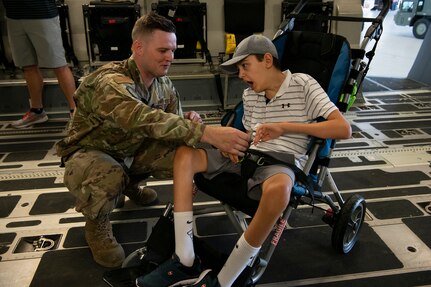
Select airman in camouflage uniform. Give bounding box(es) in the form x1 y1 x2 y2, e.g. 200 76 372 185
56 12 250 268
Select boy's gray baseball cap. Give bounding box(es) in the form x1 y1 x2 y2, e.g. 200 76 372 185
220 34 279 74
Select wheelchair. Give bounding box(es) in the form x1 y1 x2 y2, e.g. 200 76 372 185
103 0 391 286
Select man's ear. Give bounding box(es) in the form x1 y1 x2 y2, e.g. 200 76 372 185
132 39 143 55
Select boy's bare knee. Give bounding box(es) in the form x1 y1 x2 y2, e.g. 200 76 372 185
174 145 193 161
174 146 207 174
261 179 292 213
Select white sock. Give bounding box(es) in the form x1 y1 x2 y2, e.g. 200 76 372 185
174 211 195 267
217 233 260 287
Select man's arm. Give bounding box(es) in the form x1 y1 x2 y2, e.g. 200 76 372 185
97 81 250 155
253 109 351 145
178 110 250 155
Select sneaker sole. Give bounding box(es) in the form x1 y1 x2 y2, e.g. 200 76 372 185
135 276 198 287
180 270 213 287
169 278 199 287
11 116 48 129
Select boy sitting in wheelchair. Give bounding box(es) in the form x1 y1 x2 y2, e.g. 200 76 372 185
136 34 352 287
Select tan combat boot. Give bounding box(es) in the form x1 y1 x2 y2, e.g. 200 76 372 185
123 181 158 206
85 215 125 267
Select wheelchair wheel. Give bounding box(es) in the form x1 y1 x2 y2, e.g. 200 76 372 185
331 194 366 254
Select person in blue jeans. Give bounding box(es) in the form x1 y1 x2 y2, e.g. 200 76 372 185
2 0 76 128
136 34 351 287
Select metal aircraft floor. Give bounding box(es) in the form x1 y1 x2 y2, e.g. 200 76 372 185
1 77 431 287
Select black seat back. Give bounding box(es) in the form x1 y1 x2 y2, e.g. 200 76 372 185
273 30 351 103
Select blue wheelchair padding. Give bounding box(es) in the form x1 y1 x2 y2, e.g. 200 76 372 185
327 41 351 103
310 117 333 159
220 101 246 131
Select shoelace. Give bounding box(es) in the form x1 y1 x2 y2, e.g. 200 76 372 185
96 216 113 238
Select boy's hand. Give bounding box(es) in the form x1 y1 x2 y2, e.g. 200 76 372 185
253 123 284 145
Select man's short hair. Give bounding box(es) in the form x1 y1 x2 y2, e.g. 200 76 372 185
132 12 176 40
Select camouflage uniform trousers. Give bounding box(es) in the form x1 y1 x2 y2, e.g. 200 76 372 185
63 141 177 219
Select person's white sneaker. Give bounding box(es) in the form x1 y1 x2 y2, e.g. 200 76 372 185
11 110 48 128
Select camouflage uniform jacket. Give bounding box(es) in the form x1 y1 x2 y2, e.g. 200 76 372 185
56 57 205 160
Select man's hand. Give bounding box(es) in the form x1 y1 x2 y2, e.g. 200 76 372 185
184 111 203 123
201 126 250 157
221 151 241 163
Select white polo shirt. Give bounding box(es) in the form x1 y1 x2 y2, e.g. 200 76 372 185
243 70 337 157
